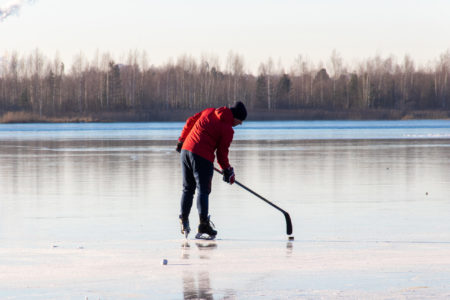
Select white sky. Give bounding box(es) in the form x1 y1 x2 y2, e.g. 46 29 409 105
1 0 450 73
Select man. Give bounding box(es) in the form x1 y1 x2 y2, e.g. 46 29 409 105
176 101 247 239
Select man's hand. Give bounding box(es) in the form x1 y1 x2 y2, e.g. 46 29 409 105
176 141 183 153
223 167 235 184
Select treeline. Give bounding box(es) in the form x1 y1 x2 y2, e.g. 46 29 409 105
0 49 449 121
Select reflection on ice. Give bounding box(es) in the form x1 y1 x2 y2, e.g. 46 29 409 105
180 241 233 300
180 241 218 261
183 271 215 300
181 241 191 260
286 241 294 257
196 241 218 260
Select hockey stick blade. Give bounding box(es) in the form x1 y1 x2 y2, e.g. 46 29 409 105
283 212 293 235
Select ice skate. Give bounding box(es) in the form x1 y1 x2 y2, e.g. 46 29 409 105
195 216 217 240
179 216 190 239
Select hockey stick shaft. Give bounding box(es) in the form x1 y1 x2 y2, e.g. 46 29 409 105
214 167 293 235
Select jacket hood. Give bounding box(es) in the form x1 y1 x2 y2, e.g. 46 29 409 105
215 106 234 125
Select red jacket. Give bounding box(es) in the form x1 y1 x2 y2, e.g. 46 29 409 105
179 107 234 169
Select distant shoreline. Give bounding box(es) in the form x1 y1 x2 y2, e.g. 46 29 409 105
0 109 449 123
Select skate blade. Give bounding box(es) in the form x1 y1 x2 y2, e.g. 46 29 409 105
195 233 216 240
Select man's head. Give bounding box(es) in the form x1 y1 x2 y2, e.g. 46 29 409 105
230 101 247 126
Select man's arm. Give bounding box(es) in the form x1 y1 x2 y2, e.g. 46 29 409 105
216 128 234 170
179 111 202 142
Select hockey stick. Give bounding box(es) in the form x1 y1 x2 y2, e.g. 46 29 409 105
214 167 293 235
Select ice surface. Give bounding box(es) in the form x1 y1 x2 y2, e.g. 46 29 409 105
1 239 450 299
0 121 450 299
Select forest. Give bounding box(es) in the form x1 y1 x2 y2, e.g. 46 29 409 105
0 49 449 122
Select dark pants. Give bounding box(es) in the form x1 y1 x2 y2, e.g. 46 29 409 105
180 150 214 220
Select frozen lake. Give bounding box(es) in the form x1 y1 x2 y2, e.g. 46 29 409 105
0 120 450 299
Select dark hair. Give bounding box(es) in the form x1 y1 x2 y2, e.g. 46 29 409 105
230 101 247 121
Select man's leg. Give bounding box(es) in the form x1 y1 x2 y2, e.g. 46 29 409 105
191 153 213 220
180 150 196 220
187 152 217 239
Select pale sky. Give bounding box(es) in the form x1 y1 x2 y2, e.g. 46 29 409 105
1 0 450 73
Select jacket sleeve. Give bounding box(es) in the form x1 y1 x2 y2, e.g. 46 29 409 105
216 127 234 170
178 111 202 142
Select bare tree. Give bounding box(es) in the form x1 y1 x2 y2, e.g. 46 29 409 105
328 49 343 107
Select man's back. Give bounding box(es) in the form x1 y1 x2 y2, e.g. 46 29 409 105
181 107 234 169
